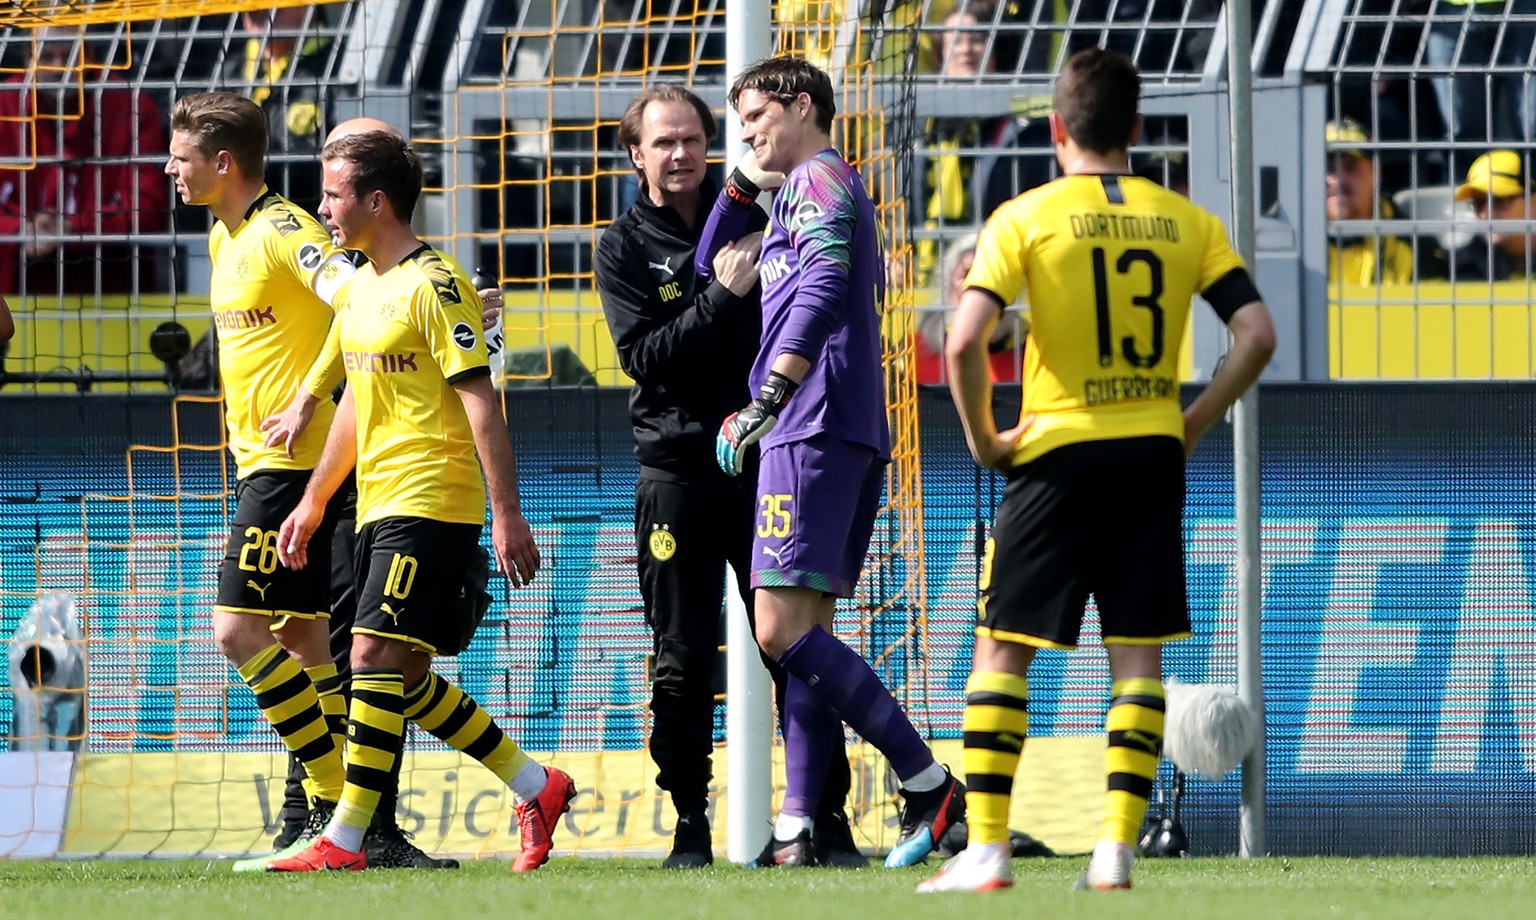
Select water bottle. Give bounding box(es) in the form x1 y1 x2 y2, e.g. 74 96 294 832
474 266 506 388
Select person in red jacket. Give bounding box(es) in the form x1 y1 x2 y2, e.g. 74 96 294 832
0 27 169 296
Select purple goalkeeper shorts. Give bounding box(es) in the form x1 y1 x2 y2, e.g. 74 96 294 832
752 435 887 597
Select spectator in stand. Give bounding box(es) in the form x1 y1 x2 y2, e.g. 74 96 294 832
1427 0 1536 178
1451 149 1535 280
915 233 1025 384
0 26 169 297
223 5 335 210
918 2 1054 285
1325 118 1415 285
1067 0 1222 73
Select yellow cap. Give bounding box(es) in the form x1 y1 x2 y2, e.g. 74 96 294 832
1455 150 1527 201
1325 119 1370 157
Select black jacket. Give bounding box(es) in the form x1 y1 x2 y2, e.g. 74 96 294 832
596 180 765 481
1451 237 1527 282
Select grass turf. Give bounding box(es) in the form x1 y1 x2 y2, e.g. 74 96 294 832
1 856 1530 920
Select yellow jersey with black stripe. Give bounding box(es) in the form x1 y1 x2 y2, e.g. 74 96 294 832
966 173 1247 466
337 243 490 528
208 189 342 478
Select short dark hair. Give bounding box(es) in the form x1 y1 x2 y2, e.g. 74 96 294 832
170 91 267 179
727 55 836 134
320 131 423 220
1053 48 1141 155
617 84 718 152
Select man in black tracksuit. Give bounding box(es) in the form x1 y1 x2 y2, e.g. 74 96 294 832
596 84 860 868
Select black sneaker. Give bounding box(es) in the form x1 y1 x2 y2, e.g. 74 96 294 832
811 810 868 868
884 771 966 868
755 829 815 867
662 812 713 869
271 820 304 852
365 823 460 869
303 797 336 838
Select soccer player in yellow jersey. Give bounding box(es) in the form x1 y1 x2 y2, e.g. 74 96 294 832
164 91 358 850
918 49 1277 894
252 116 504 872
271 130 574 872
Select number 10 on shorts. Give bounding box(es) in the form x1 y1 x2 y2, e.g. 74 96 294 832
385 553 418 600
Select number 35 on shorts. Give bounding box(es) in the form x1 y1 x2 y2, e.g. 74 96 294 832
757 494 793 538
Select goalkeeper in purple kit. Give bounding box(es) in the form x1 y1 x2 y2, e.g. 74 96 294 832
702 55 965 868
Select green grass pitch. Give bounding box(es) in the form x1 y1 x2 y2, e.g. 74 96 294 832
2 857 1531 920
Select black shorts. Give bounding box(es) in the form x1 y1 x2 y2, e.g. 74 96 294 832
215 470 341 621
353 516 483 654
978 435 1190 649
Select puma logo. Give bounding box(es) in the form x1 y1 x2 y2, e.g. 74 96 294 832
1120 729 1161 753
380 602 403 624
647 256 675 276
761 545 788 565
246 580 270 602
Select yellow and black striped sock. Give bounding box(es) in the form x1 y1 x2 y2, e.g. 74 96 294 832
961 671 1030 847
1103 676 1166 846
237 643 344 803
334 668 406 837
305 662 348 751
405 671 530 783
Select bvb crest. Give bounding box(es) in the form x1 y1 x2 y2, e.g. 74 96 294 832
648 524 676 562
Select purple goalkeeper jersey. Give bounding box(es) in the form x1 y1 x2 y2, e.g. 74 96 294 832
699 148 890 455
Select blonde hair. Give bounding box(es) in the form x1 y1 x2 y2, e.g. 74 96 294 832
170 91 267 179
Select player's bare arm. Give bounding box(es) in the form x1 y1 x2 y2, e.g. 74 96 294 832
456 374 541 587
277 386 358 571
257 239 355 452
1182 300 1276 452
946 287 1029 471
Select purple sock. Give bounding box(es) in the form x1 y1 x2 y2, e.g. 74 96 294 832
781 675 840 817
778 625 935 783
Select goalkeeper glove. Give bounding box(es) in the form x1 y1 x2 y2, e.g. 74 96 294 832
716 371 798 476
724 157 787 207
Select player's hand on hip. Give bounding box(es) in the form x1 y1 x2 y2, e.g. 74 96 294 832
716 371 798 476
260 389 319 459
492 510 540 588
477 286 503 331
713 238 762 297
277 498 323 570
973 414 1032 473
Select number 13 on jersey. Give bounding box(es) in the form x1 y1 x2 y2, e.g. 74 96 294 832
1091 246 1165 370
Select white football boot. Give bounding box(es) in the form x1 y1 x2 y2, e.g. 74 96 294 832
915 841 1013 893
